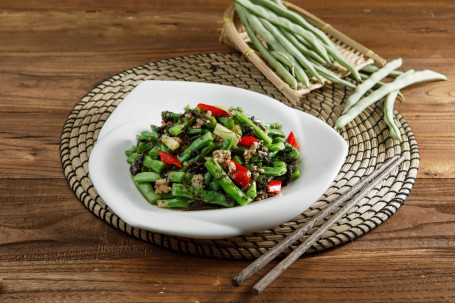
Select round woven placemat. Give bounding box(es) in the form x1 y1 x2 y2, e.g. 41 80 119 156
60 53 419 260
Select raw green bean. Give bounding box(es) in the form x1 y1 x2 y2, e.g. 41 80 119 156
235 110 273 146
251 0 339 50
383 90 402 141
133 172 161 183
247 14 311 85
271 50 295 76
335 69 446 129
280 28 328 66
134 181 160 204
205 159 252 205
324 46 361 81
357 73 405 100
343 58 403 114
362 65 403 77
250 0 360 79
235 0 331 67
308 60 357 89
177 132 213 163
259 17 323 83
235 4 298 89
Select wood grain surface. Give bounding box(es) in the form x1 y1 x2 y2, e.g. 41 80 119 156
1 0 454 302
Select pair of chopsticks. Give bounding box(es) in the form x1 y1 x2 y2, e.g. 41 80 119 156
232 155 406 295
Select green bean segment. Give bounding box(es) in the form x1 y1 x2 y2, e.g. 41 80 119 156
133 172 161 183
134 181 160 204
205 159 252 206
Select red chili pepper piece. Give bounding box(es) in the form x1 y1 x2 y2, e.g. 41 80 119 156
158 151 182 168
267 180 282 193
238 136 259 147
286 131 299 150
197 103 229 116
229 160 250 187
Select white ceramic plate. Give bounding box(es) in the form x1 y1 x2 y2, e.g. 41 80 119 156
89 81 348 239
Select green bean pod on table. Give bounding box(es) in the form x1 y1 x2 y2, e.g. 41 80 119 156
126 103 301 211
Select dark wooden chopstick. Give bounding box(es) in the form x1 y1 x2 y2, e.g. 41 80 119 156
232 155 406 295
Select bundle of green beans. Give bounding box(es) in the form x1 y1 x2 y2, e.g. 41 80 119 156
125 104 301 210
335 60 447 140
234 0 360 89
234 1 446 142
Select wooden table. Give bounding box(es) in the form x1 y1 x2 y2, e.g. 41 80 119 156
1 1 454 302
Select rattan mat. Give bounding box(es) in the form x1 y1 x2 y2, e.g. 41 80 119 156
60 53 419 260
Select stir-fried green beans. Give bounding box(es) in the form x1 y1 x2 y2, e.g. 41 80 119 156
126 104 301 210
134 181 160 204
205 159 252 206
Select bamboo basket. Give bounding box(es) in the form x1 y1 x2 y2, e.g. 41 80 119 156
220 2 386 104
